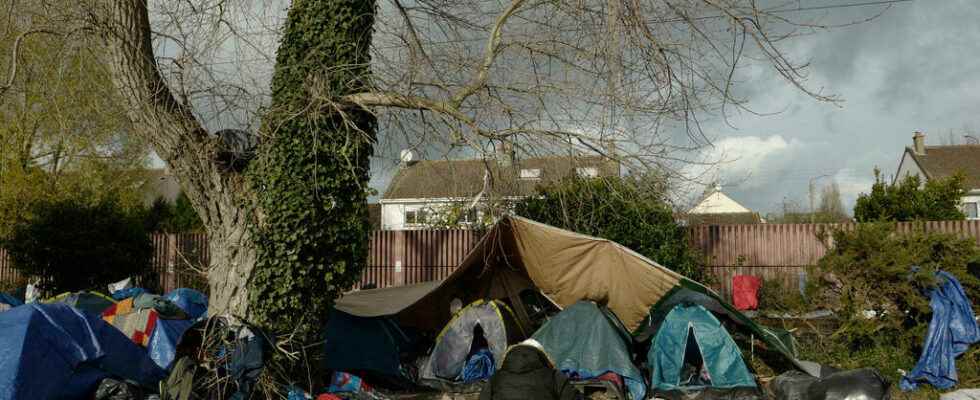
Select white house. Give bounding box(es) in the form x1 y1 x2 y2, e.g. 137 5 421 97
683 186 763 225
895 132 980 219
379 151 619 230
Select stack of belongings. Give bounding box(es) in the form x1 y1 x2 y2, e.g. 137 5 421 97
103 288 207 369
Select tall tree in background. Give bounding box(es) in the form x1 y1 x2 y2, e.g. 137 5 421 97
0 1 147 236
817 182 848 222
854 169 966 222
1 0 865 346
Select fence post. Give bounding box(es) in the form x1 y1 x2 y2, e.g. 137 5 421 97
166 234 178 293
394 231 405 286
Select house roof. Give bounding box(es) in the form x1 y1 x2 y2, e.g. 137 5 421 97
905 145 980 189
381 155 618 200
687 190 753 215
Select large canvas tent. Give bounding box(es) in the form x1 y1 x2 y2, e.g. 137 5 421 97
334 215 818 376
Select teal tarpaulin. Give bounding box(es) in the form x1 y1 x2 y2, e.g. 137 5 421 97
532 301 646 400
648 304 756 390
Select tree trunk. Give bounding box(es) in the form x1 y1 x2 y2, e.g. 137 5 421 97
92 0 258 318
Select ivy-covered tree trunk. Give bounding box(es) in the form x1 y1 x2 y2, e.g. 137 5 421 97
246 0 377 335
94 0 376 333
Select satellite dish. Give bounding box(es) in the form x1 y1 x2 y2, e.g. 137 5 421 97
400 149 416 164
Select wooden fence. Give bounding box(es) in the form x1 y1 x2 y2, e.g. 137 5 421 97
690 220 980 298
3 220 980 298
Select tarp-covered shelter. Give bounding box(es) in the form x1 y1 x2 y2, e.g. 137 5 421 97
532 301 646 400
334 215 815 376
323 307 423 387
420 299 518 382
0 303 166 399
44 291 115 315
648 304 757 392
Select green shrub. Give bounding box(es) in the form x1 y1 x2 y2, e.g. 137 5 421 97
808 223 980 383
3 196 153 294
854 169 966 222
515 175 707 283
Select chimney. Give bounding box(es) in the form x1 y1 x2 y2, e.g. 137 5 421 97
913 131 926 155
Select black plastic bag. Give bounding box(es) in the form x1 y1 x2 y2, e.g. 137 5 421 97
771 368 890 400
94 378 142 400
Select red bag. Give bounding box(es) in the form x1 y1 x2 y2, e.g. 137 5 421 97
732 275 762 310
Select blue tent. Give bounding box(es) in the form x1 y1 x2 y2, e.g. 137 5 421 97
648 304 756 391
0 303 166 399
532 301 647 400
901 271 980 391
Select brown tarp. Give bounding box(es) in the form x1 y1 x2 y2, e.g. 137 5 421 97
335 280 443 318
391 215 687 332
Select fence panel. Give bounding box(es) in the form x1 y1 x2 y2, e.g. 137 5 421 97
4 221 980 297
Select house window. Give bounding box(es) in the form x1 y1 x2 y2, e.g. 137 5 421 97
519 168 541 180
964 202 979 219
405 208 429 225
576 167 598 178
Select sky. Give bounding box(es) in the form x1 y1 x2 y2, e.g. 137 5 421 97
153 0 980 216
675 0 980 215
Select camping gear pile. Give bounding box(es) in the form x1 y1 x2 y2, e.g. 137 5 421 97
319 216 853 400
0 282 215 400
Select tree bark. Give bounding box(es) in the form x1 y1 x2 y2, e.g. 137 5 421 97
92 0 255 318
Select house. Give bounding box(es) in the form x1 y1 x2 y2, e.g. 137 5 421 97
682 186 763 225
895 131 980 219
379 150 619 230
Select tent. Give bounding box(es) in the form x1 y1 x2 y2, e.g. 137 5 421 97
0 303 166 399
44 291 116 315
648 304 757 393
323 307 423 386
420 299 518 382
532 301 646 400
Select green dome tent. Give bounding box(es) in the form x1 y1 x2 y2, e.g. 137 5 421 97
648 304 756 392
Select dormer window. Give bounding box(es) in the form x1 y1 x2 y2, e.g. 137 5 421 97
576 167 598 178
520 168 541 180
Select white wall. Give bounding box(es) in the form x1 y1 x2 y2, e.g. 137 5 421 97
895 151 927 184
380 199 473 230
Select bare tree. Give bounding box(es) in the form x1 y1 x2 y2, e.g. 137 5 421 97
1 0 877 322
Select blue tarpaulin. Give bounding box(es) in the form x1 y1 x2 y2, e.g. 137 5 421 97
0 292 22 309
901 271 980 391
164 288 208 320
147 288 209 370
0 303 166 399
